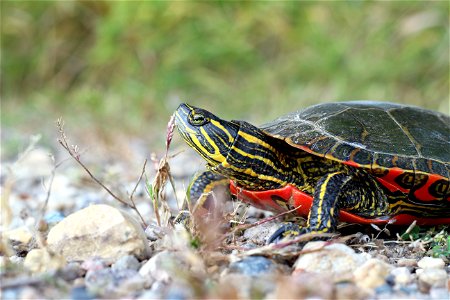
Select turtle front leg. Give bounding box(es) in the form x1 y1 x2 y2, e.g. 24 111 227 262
190 170 231 211
268 171 389 243
307 172 354 232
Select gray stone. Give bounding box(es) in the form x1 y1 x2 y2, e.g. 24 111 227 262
218 273 277 299
114 274 147 297
228 256 279 276
59 262 85 281
111 255 140 272
243 221 281 245
85 268 115 295
139 251 187 282
81 257 107 272
145 223 165 241
71 286 94 300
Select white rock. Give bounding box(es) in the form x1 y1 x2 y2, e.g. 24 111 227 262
417 257 445 270
390 267 412 285
353 258 392 289
293 242 368 281
139 250 186 282
418 268 448 288
3 226 33 245
47 204 151 263
24 248 66 273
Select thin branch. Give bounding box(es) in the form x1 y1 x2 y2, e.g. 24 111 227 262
130 159 148 201
128 159 149 226
56 118 147 227
39 154 56 223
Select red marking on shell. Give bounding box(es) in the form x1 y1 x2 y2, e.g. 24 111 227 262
375 168 410 194
342 160 360 168
413 173 447 201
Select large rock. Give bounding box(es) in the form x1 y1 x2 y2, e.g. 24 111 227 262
47 204 151 263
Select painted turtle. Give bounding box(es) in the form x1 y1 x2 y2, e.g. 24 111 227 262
175 101 450 239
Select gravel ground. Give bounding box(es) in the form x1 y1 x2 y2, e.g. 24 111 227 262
1 142 449 299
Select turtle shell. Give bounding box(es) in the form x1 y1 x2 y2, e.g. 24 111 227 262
260 101 450 202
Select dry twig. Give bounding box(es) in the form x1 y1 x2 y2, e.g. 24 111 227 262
56 118 147 227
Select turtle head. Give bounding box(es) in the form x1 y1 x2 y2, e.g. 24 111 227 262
175 103 239 169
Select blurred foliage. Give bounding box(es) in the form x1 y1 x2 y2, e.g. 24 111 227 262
2 1 449 141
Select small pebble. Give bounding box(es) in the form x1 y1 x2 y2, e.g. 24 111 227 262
353 258 392 289
81 257 107 272
45 211 65 226
396 258 417 268
228 256 279 276
71 286 94 300
2 289 20 300
85 268 115 295
111 255 140 272
429 287 450 300
138 290 162 300
294 242 367 282
418 268 448 288
116 274 148 293
374 283 393 295
59 262 85 281
390 267 412 285
219 273 277 299
112 268 139 283
145 223 166 241
9 255 24 264
242 221 280 245
3 226 33 245
165 281 196 300
23 248 66 273
139 251 188 282
417 257 445 270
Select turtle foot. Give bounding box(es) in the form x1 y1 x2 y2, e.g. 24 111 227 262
267 222 309 244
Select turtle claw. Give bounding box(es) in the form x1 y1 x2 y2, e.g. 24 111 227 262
267 222 306 244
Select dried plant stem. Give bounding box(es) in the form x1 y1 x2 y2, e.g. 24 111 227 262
148 114 177 227
56 118 147 227
38 155 56 224
130 159 148 201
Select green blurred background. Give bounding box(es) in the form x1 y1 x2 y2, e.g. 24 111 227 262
2 1 449 158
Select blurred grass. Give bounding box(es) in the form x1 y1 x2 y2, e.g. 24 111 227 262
1 1 449 154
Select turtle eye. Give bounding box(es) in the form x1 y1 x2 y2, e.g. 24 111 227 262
189 112 209 126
